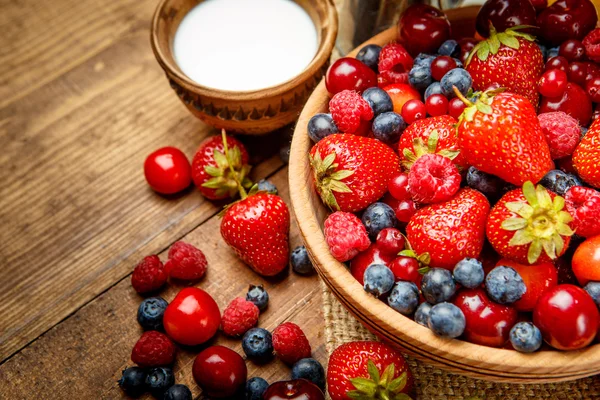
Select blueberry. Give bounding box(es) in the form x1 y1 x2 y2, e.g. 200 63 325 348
388 281 420 315
466 166 505 200
291 358 326 390
361 202 398 240
424 82 444 100
453 258 484 289
509 322 543 353
438 40 460 57
414 302 433 327
356 44 382 72
372 112 406 144
584 281 600 308
414 53 435 68
421 268 456 304
428 302 465 338
307 113 339 142
440 68 472 98
246 284 269 311
538 43 548 61
242 328 274 362
145 367 174 397
257 179 278 194
409 66 433 91
363 264 395 296
163 384 193 400
453 58 464 68
246 377 269 400
547 46 559 59
290 245 314 275
118 367 147 397
137 297 168 331
485 266 526 304
539 169 583 196
362 87 393 116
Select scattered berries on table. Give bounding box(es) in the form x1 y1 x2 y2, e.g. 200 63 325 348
221 297 260 337
272 322 312 365
329 90 374 134
290 245 314 275
356 44 382 72
509 322 543 353
324 211 370 262
363 264 395 296
164 241 207 281
485 266 527 304
408 153 461 204
193 346 247 398
163 384 193 400
388 281 420 315
144 147 191 195
145 367 175 397
427 302 466 338
537 111 580 159
246 377 270 400
421 268 457 304
291 358 326 390
246 284 269 311
242 327 274 362
131 331 176 367
453 258 484 289
137 297 168 331
118 367 147 397
257 179 278 194
131 255 167 294
307 113 339 143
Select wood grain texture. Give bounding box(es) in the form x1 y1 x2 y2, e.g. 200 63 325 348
288 8 600 383
0 168 327 399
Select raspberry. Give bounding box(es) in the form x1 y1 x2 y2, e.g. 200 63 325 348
272 322 311 364
131 255 167 294
565 186 600 238
329 90 374 134
164 241 207 281
538 112 581 159
583 28 600 63
221 297 259 337
378 43 414 85
131 331 176 367
324 211 370 262
408 153 461 204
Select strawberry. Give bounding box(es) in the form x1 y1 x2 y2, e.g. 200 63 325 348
397 115 467 171
456 90 553 186
406 188 490 270
486 181 574 265
221 190 290 276
191 131 252 200
309 134 400 212
466 26 543 107
573 119 600 188
326 341 413 400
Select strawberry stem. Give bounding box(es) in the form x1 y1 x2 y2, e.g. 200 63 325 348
453 86 473 106
221 129 248 200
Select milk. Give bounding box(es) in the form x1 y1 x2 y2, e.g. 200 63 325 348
173 0 318 91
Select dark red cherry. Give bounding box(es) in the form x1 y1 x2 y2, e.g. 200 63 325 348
459 38 478 63
397 4 451 56
350 244 396 285
568 62 588 87
539 82 592 126
263 379 325 400
545 56 569 73
559 39 586 62
325 58 377 95
537 0 598 46
475 0 537 38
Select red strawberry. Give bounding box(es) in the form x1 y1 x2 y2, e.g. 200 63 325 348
397 115 467 170
191 132 252 200
486 181 574 265
326 341 414 400
456 90 553 186
466 26 544 107
221 192 290 276
406 188 490 270
573 119 600 188
309 134 400 212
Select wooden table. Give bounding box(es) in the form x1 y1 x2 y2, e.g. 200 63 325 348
0 0 326 397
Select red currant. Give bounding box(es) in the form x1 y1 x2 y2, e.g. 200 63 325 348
430 56 457 81
395 199 416 223
559 39 586 61
401 99 426 124
538 69 568 98
425 94 449 117
545 56 569 73
389 256 420 283
376 228 406 256
388 172 410 201
144 147 191 195
568 62 588 87
448 97 466 119
586 75 600 102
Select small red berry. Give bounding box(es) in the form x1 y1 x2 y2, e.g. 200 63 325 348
425 94 449 117
329 90 374 134
568 62 588 87
131 331 176 367
408 153 461 204
545 56 569 73
272 322 311 364
324 211 370 262
583 28 600 63
164 241 207 281
221 297 260 337
559 39 586 62
401 99 426 124
193 346 247 398
448 97 466 119
538 69 568 98
131 255 167 294
389 256 420 283
430 56 457 81
586 75 600 102
376 227 406 255
388 172 410 201
378 43 414 85
144 147 191 195
538 111 580 159
395 199 417 223
565 186 600 238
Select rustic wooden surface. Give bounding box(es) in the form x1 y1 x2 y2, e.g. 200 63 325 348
0 0 326 398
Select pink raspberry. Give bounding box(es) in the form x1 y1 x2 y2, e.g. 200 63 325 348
538 112 580 159
408 153 461 204
324 211 370 262
329 90 374 134
221 297 259 337
272 322 311 365
583 28 600 63
565 186 600 238
378 43 414 84
131 255 167 294
131 331 176 367
164 241 207 281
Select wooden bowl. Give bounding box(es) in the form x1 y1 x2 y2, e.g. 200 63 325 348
151 0 337 135
289 6 600 383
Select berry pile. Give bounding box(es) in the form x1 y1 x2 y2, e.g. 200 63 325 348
310 1 600 353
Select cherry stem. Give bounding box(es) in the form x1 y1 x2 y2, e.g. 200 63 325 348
221 129 248 200
452 86 473 106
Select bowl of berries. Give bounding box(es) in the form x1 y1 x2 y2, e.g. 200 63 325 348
289 2 600 383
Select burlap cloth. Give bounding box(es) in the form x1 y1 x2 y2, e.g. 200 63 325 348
321 280 600 399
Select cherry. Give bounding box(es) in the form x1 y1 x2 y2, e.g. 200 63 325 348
538 69 568 98
325 58 377 95
497 259 558 312
585 62 600 83
425 94 449 117
388 172 410 201
537 0 598 46
539 82 592 126
263 379 325 400
385 84 421 115
453 288 518 348
163 287 221 346
572 235 600 285
430 56 457 82
144 147 191 195
559 39 586 62
545 56 569 73
376 227 406 256
475 0 536 38
350 244 396 285
448 97 466 119
458 38 478 63
568 62 588 87
401 99 426 124
586 76 600 102
382 193 417 224
397 4 451 57
193 346 247 398
534 284 599 350
389 256 420 283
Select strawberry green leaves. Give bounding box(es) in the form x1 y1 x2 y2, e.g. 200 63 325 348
347 360 412 400
309 149 354 211
467 25 537 64
401 130 460 170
